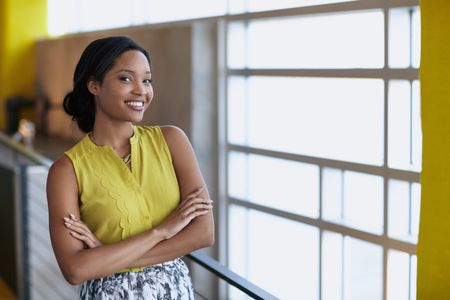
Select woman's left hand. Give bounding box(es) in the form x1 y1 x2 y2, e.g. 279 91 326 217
64 214 102 249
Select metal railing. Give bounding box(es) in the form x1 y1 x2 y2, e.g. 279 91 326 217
0 131 279 300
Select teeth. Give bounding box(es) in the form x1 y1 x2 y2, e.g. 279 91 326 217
125 101 144 107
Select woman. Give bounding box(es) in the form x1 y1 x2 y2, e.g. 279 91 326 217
46 36 214 299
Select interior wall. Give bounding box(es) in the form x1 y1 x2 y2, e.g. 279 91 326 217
417 0 450 298
0 0 47 129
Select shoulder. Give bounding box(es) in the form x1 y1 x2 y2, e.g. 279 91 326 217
159 126 194 161
47 155 77 188
49 155 74 177
159 125 191 150
160 125 188 141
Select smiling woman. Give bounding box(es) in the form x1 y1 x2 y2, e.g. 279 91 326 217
47 36 214 299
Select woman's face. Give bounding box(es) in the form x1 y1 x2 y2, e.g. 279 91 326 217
90 50 153 124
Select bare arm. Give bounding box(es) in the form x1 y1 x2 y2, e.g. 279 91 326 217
47 155 209 285
128 126 215 267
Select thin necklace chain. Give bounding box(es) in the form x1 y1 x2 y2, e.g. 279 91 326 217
90 133 132 165
122 153 131 165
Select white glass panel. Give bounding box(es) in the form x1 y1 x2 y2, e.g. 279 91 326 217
389 8 411 68
322 231 343 300
388 180 420 243
388 80 412 170
228 152 248 199
344 172 384 234
411 183 421 239
247 76 384 165
248 210 319 300
227 76 247 144
387 250 409 300
344 237 382 300
228 285 250 300
322 168 343 221
227 23 247 69
147 0 226 23
388 79 421 171
412 80 422 171
48 0 80 35
247 0 356 12
388 179 410 241
411 255 417 300
248 155 320 217
228 205 248 299
79 0 133 32
227 0 247 15
246 11 384 69
412 8 421 68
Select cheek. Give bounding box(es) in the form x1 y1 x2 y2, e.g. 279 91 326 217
147 87 154 101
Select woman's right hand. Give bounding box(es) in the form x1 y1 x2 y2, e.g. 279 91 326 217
156 187 213 240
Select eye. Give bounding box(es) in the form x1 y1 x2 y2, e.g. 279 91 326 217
119 76 132 82
143 79 153 84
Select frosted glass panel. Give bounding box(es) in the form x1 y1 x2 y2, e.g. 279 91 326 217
387 250 410 300
323 169 383 234
242 11 383 68
322 168 343 221
388 80 421 171
228 152 248 199
322 231 343 300
147 0 226 22
248 210 319 299
411 183 421 238
227 23 247 69
388 179 420 243
344 237 382 300
227 76 247 144
343 172 384 234
228 205 248 300
228 205 247 275
79 0 139 31
389 8 411 68
412 8 421 68
412 80 422 171
228 151 320 217
248 155 319 217
388 179 410 241
246 76 384 165
411 255 417 300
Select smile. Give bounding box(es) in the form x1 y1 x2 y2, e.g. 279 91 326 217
125 101 144 108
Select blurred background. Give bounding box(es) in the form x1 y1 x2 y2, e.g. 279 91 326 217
2 0 448 299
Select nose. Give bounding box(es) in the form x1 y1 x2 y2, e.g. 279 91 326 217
132 82 146 95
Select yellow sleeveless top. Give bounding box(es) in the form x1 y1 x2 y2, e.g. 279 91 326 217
65 126 180 272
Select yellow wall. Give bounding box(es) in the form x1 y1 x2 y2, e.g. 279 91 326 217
417 0 450 298
0 0 47 129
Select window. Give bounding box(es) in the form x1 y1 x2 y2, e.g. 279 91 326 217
224 2 420 299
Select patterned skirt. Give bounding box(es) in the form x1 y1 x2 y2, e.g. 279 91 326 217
79 258 194 300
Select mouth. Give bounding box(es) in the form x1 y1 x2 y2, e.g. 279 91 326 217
125 100 145 110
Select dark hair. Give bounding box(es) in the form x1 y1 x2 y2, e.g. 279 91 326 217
63 36 151 133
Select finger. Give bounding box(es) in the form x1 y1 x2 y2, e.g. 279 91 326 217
65 221 93 238
70 231 88 242
184 187 204 200
182 203 213 219
70 231 97 248
181 197 213 210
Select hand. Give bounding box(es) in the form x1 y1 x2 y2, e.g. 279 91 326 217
64 214 102 249
156 187 213 240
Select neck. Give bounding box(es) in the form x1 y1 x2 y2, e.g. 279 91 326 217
91 121 134 151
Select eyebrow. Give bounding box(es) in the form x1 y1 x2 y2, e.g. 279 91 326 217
116 68 151 75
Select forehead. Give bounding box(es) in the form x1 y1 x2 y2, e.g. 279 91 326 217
112 50 150 71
